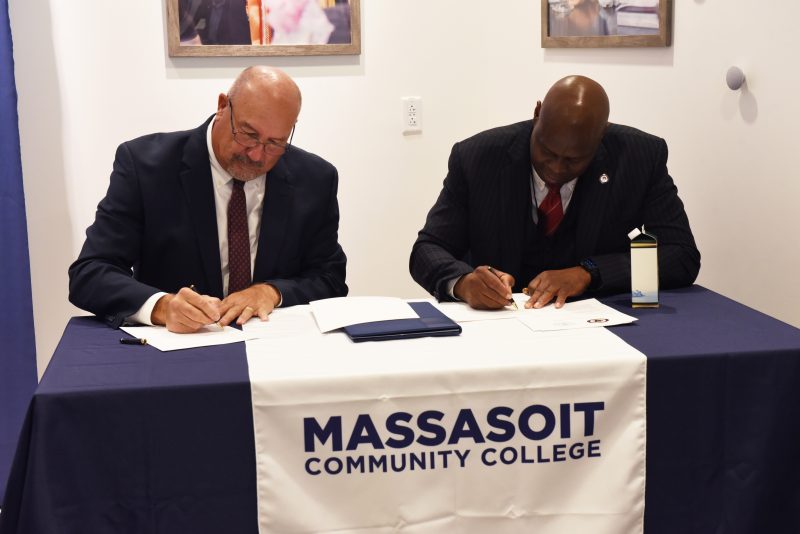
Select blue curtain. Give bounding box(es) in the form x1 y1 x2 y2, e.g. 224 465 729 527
0 0 37 505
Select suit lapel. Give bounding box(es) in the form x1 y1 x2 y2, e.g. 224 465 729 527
179 118 224 297
497 122 534 280
254 156 294 280
574 140 613 260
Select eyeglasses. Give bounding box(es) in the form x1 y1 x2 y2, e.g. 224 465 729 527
228 98 294 155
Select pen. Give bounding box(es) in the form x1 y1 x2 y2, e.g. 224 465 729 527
120 338 146 345
188 285 223 329
488 266 518 310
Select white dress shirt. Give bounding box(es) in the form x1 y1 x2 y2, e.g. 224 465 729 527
529 165 578 222
128 122 266 325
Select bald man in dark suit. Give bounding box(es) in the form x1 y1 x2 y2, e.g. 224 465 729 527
69 67 347 332
410 75 699 310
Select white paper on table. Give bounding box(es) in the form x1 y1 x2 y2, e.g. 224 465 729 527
517 298 637 332
120 324 255 351
308 296 418 333
433 295 523 322
243 305 323 340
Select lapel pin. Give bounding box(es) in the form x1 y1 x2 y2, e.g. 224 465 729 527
599 173 609 184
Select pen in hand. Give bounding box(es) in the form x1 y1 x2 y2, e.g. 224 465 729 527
188 285 223 329
488 266 518 310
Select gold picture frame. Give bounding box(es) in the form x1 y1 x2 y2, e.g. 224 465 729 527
541 0 672 48
167 0 361 57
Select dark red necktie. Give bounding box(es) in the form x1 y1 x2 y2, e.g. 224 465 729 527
227 179 251 294
538 183 563 236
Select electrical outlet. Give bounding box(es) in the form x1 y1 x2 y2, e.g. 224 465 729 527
402 96 422 134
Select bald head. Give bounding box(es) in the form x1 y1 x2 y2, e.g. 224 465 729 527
540 75 609 140
228 66 302 117
530 75 610 187
212 66 302 181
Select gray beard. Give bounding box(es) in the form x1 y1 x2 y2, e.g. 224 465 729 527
228 155 266 181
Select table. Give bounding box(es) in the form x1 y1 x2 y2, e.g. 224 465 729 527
1 286 799 533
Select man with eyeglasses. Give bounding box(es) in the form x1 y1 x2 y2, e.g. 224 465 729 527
69 66 347 332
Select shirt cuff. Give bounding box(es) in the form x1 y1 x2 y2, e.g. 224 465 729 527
446 276 463 301
127 292 167 325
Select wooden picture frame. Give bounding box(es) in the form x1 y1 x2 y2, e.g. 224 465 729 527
167 0 361 57
541 0 672 48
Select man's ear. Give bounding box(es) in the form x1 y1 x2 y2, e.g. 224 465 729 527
216 93 228 117
533 100 542 120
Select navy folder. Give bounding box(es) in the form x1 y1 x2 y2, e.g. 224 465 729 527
343 302 462 342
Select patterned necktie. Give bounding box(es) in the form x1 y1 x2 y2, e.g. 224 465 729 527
227 179 251 294
538 183 564 236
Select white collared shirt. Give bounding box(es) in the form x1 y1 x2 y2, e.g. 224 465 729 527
529 165 578 223
128 121 266 325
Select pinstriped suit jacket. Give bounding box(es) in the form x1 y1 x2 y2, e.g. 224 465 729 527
410 120 700 300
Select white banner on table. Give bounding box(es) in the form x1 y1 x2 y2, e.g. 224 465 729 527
245 308 646 534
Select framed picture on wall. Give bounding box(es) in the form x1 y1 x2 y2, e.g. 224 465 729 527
167 0 361 57
541 0 672 48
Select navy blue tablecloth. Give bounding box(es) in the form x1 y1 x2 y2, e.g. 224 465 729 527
0 319 258 533
1 286 799 533
606 287 800 534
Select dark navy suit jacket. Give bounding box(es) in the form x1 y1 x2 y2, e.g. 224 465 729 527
410 120 700 300
69 118 347 327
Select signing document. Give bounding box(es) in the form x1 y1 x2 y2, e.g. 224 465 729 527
243 301 647 534
516 298 637 332
436 294 637 331
120 324 254 352
310 296 419 333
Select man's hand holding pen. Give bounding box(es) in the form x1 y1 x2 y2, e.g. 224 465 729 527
453 265 517 310
151 283 282 333
152 287 222 333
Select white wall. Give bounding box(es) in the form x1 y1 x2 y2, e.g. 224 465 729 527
9 0 800 376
